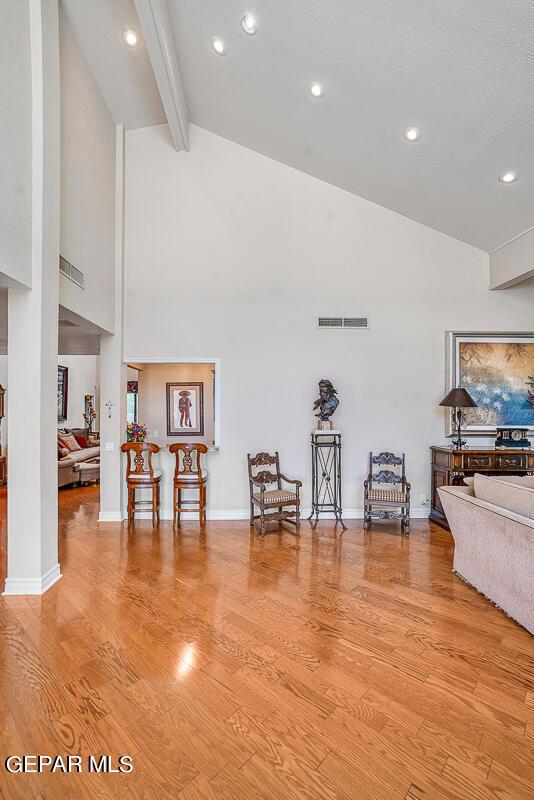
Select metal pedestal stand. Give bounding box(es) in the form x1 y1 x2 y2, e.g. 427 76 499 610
308 430 346 530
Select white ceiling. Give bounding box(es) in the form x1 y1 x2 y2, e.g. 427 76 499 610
61 0 165 130
63 0 534 252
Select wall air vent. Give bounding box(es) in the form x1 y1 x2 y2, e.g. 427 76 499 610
342 317 368 328
59 255 84 288
318 317 368 329
318 317 343 328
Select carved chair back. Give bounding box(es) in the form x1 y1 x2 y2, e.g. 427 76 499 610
169 443 208 479
121 442 160 479
368 452 406 488
247 451 281 490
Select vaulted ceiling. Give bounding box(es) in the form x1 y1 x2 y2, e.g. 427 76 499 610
62 0 534 253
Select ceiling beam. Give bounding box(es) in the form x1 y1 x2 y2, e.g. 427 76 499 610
133 0 189 151
490 226 534 289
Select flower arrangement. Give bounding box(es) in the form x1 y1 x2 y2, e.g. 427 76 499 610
127 422 147 442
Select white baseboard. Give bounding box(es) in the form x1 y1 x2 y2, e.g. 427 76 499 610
3 563 62 596
132 509 250 521
98 511 125 523
128 507 430 521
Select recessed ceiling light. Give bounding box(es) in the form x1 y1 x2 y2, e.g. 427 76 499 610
499 170 519 184
211 36 227 55
309 82 324 99
404 126 421 142
241 13 257 35
123 29 139 47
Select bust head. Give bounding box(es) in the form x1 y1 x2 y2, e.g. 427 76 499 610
318 379 337 401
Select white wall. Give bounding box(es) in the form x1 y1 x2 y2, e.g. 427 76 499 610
137 362 215 448
58 7 115 333
0 0 32 288
57 355 99 430
124 124 534 515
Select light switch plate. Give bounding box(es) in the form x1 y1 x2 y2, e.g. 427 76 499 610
153 431 159 437
105 442 115 451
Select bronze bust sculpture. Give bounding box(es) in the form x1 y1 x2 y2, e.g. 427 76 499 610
313 379 339 429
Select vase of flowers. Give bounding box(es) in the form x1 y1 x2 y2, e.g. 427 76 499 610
127 422 147 442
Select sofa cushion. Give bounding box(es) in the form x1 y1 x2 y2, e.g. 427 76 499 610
63 446 100 464
59 433 82 452
473 473 534 521
465 474 534 489
74 435 88 449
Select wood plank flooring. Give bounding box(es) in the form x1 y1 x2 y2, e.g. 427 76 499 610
0 485 533 799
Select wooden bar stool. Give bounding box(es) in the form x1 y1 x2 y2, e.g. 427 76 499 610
169 443 208 527
121 442 163 526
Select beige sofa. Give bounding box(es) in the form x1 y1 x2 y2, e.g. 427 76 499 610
438 474 534 633
58 428 100 488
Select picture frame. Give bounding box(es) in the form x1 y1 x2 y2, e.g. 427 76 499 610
166 382 204 436
445 331 534 437
58 366 68 423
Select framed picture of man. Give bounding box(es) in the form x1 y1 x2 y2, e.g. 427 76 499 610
58 366 68 423
166 382 204 436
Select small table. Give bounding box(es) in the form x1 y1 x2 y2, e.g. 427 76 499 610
76 459 100 486
308 430 346 530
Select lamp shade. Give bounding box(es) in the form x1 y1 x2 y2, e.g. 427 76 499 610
439 387 477 408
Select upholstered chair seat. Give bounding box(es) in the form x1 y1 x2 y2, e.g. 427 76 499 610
367 489 407 502
175 468 207 483
128 469 163 481
253 489 297 505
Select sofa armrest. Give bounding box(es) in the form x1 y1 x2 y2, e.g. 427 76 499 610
438 485 534 528
58 456 75 469
447 485 474 497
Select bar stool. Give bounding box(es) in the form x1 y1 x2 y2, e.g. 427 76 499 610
121 442 163 526
169 443 208 527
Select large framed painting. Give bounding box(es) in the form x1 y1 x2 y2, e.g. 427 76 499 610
58 366 68 423
445 332 534 437
166 382 204 436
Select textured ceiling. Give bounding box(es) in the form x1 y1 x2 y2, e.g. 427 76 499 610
166 0 534 251
61 0 165 130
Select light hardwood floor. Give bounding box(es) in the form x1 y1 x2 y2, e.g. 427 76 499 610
0 485 533 799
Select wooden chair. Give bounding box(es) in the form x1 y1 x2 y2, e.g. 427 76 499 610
121 442 162 527
364 451 410 534
247 451 301 537
169 443 208 527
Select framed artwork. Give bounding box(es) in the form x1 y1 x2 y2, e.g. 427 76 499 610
57 366 68 423
445 332 534 437
166 382 204 436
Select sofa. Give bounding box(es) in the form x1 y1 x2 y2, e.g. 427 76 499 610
58 428 100 488
438 474 534 633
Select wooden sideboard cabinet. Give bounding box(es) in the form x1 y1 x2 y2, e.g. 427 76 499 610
430 446 534 530
0 455 6 486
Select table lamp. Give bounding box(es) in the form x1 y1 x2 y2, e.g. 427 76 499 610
439 387 477 449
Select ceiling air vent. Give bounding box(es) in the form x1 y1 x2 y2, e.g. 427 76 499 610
59 255 84 289
318 317 368 329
